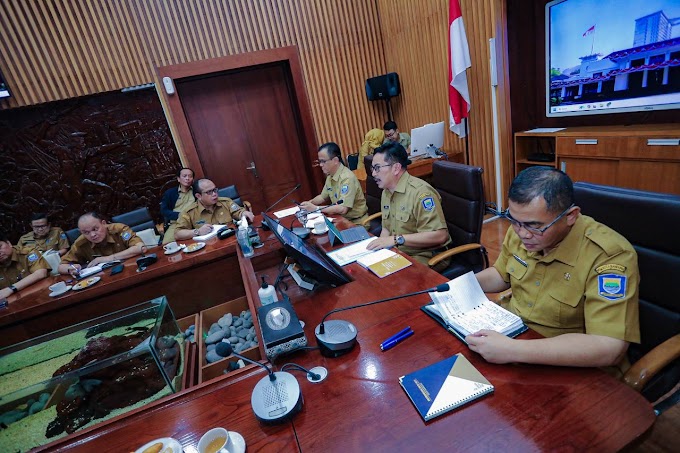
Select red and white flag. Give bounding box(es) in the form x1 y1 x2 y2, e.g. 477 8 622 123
448 0 471 137
583 25 595 37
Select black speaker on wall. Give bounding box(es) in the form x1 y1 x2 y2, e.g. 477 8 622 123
365 72 400 101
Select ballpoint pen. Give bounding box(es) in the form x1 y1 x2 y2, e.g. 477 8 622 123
380 326 412 348
380 329 414 351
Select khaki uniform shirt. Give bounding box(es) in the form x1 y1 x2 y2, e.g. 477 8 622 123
383 132 411 150
494 214 640 343
381 172 451 264
61 223 143 265
176 198 247 232
319 165 368 225
0 247 50 290
163 188 196 245
16 227 69 254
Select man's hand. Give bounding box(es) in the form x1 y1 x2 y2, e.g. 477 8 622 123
0 287 12 300
197 224 213 235
366 236 393 251
243 211 255 222
466 330 517 364
300 201 316 212
67 263 82 278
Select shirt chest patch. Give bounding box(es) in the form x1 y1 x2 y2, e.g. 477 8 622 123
598 274 627 300
421 196 435 211
340 184 349 195
122 231 131 241
27 252 39 262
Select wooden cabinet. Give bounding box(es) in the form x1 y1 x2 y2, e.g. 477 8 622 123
514 124 680 195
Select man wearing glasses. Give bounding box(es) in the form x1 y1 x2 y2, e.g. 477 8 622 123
300 142 368 225
16 213 69 256
174 178 254 241
383 121 411 154
366 142 451 268
468 167 639 374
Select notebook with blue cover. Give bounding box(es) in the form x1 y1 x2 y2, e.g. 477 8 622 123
399 353 493 421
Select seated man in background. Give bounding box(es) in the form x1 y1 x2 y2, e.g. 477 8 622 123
58 212 145 277
160 167 195 244
468 166 639 374
383 120 411 153
366 142 450 269
357 128 385 170
0 231 50 300
16 213 69 256
300 142 368 226
174 178 254 241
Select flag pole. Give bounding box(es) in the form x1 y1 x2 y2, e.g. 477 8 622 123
464 118 470 165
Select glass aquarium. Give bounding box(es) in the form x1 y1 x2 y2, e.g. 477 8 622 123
0 297 184 452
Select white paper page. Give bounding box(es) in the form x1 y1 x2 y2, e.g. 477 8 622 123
452 301 522 336
304 212 324 228
193 224 227 241
274 206 300 218
431 271 489 325
525 127 565 133
326 238 376 266
79 265 103 278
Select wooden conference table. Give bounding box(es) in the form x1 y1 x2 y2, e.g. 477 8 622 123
31 215 653 452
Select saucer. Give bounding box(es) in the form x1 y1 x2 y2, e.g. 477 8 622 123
184 242 206 253
164 246 183 255
49 285 72 297
135 437 182 453
228 431 246 453
72 276 101 291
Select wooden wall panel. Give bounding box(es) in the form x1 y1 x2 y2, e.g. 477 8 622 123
0 0 389 161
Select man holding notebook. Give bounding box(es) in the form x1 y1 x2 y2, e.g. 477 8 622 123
469 167 639 374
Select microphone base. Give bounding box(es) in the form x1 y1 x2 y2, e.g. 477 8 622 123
251 371 303 424
315 319 358 358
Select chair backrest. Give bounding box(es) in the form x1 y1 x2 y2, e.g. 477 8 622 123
218 185 244 207
347 153 359 171
111 207 155 233
574 182 680 401
65 228 81 246
430 160 486 279
363 155 383 236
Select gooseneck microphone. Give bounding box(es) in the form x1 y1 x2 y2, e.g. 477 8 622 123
261 183 302 231
215 341 303 423
314 283 451 357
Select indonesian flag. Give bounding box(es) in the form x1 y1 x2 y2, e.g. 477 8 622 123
448 0 471 137
583 25 595 37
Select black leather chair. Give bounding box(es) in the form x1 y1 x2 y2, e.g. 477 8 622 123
218 185 252 210
574 182 680 407
111 207 156 233
347 153 359 171
361 155 383 236
65 228 81 246
427 161 488 279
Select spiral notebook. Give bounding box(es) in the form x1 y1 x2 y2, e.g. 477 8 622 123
399 353 493 421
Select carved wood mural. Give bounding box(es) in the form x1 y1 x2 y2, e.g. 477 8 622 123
0 88 181 243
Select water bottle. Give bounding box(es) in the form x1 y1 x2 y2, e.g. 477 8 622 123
237 218 254 257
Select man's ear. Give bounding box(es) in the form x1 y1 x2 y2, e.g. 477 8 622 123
566 206 581 226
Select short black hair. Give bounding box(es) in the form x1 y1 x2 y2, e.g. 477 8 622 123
31 213 48 222
383 121 398 131
177 167 194 178
78 211 104 224
508 167 573 213
192 178 210 197
319 142 344 165
373 142 411 169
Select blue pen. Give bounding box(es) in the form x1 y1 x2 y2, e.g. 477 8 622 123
380 329 414 351
380 326 412 347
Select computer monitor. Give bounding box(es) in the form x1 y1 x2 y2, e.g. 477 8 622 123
410 121 445 158
262 213 351 288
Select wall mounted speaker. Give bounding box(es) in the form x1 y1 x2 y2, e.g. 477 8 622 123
365 72 400 101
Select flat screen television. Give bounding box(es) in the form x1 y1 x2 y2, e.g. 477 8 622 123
546 0 680 117
262 213 351 288
0 69 10 99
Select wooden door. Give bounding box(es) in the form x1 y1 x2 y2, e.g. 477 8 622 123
156 47 319 212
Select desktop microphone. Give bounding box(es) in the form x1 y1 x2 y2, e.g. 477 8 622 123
261 183 302 231
215 341 303 424
314 283 450 357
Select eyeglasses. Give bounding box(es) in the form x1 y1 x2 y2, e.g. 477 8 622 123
371 163 394 173
202 188 218 196
491 204 575 235
31 224 49 230
315 157 336 165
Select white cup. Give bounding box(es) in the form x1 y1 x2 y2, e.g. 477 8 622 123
313 219 327 234
163 241 180 253
198 427 233 453
49 281 67 293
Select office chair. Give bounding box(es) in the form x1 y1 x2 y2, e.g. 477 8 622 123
217 185 252 211
361 155 383 236
427 161 488 279
574 182 680 409
347 153 359 171
111 207 156 233
65 228 81 246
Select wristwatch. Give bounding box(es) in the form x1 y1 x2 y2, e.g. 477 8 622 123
9 285 18 293
395 235 405 246
193 229 199 237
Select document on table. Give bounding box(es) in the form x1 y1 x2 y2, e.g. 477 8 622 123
274 206 300 218
326 238 376 266
193 224 227 241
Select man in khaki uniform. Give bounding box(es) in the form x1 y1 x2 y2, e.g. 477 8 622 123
0 232 50 300
300 142 368 226
58 212 145 277
366 142 451 266
16 213 69 256
174 178 254 241
383 121 411 154
469 167 639 373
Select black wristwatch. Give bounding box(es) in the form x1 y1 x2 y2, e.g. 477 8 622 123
9 285 18 293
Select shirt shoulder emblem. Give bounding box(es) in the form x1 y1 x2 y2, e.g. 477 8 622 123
122 231 131 241
28 252 39 262
598 274 627 300
340 184 349 195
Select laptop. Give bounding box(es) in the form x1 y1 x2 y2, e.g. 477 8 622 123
325 217 371 246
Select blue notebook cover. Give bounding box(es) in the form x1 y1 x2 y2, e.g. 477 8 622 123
399 353 493 421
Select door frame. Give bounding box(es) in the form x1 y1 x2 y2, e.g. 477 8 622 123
155 46 320 193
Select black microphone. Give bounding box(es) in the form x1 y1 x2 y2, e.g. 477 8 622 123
260 183 302 232
215 341 303 423
314 283 451 358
